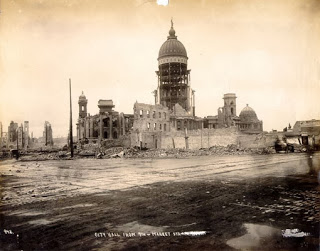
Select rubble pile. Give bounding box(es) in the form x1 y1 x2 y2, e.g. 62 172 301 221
96 147 125 159
124 145 277 158
101 139 124 148
19 152 72 161
16 143 308 161
77 143 98 157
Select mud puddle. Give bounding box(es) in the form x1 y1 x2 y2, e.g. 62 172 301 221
227 223 280 250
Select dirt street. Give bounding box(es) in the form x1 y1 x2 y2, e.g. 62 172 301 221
0 152 319 250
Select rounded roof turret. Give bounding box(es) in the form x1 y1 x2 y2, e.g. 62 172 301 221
78 91 87 103
239 104 259 122
158 20 188 60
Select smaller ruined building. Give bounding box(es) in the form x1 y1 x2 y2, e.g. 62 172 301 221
76 92 134 142
132 102 203 148
204 93 263 134
289 119 320 147
132 103 170 148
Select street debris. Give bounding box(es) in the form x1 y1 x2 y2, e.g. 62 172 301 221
282 229 310 238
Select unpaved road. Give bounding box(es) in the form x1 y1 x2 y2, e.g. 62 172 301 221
0 152 319 250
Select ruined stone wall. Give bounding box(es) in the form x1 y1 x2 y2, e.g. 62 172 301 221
101 135 131 148
130 131 162 149
237 133 278 149
130 126 280 150
160 127 240 149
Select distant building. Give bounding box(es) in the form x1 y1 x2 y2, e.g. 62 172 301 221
1 132 8 149
8 121 18 143
76 92 134 142
43 121 53 146
204 94 263 134
0 122 5 148
24 121 29 149
17 124 24 148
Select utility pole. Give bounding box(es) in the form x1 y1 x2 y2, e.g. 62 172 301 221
69 78 74 158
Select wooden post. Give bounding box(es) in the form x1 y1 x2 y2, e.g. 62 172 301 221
172 137 175 149
69 78 74 158
185 127 189 150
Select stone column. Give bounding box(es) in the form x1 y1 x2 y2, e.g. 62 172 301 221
122 114 125 136
109 115 113 139
117 114 121 138
192 91 195 117
77 124 79 140
99 115 103 140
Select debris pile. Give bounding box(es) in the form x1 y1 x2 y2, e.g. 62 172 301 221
123 145 277 158
15 143 305 161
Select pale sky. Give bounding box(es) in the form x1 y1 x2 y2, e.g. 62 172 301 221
0 0 319 137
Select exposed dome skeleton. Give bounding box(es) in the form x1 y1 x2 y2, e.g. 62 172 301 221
154 20 195 116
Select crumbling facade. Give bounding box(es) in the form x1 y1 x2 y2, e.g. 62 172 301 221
204 93 263 134
132 103 170 148
76 92 134 142
43 121 53 146
8 121 18 143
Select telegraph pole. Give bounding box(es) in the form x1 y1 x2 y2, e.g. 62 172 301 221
69 78 74 158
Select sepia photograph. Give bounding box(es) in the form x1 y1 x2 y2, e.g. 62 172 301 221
0 0 319 250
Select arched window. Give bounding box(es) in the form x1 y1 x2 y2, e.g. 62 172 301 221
154 123 156 130
140 110 143 118
147 110 150 118
164 112 166 119
153 111 156 118
159 112 161 118
231 107 234 115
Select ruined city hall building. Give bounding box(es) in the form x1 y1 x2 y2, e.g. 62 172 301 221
77 21 263 148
